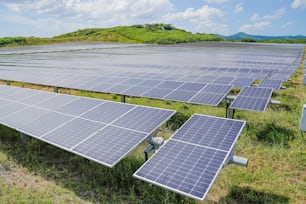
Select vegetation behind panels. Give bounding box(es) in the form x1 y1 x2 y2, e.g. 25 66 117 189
0 24 223 47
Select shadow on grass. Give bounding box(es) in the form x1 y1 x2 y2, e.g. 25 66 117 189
246 122 295 147
0 126 195 204
218 186 289 204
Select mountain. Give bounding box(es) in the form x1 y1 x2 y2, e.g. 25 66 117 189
220 32 306 40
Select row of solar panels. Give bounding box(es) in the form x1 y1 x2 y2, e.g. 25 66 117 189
0 85 175 167
0 84 246 201
0 69 280 111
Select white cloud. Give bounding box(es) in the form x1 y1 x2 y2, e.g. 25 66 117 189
251 13 260 21
0 13 92 37
263 8 286 20
281 21 293 28
165 5 224 21
239 21 270 33
234 3 243 13
4 0 174 21
163 5 226 34
291 0 306 8
205 0 230 4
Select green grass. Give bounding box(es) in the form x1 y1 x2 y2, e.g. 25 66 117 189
0 54 305 203
0 24 223 48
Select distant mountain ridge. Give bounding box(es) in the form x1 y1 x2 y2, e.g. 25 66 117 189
220 32 306 40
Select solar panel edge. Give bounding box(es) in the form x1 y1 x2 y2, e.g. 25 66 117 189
134 114 246 200
0 85 177 168
229 86 273 112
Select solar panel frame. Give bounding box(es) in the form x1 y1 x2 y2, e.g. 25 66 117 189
134 114 246 201
0 85 176 168
258 79 282 91
72 125 148 167
229 86 273 112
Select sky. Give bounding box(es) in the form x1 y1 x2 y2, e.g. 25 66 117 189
0 0 306 37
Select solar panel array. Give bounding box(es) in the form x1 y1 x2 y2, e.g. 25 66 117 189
0 42 304 108
230 86 273 112
134 114 246 200
258 79 282 91
0 85 175 167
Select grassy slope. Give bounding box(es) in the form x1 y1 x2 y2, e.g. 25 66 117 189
0 51 305 203
0 24 223 47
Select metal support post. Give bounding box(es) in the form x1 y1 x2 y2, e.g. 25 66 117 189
54 86 59 93
144 137 165 161
227 108 235 119
20 132 29 142
225 95 236 119
121 95 126 103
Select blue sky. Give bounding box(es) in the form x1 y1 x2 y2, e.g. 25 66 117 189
0 0 305 37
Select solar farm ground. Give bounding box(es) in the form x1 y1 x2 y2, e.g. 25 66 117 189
0 42 305 203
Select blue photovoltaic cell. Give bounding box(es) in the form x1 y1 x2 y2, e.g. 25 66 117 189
134 140 227 200
230 96 270 112
0 85 175 168
172 114 245 151
189 93 226 106
121 86 150 96
122 78 144 85
176 82 206 92
90 83 113 92
56 97 102 116
0 99 9 108
0 107 50 128
142 88 173 99
164 90 197 102
0 103 27 118
201 84 232 95
73 125 147 167
19 92 56 105
211 77 235 85
258 79 282 91
134 114 245 201
20 112 73 137
236 86 272 98
113 106 174 133
37 94 78 110
42 118 105 149
136 79 163 87
231 78 254 88
104 84 131 94
156 81 183 89
3 89 38 101
230 86 273 112
81 102 134 123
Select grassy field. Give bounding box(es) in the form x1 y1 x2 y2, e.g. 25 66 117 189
0 55 305 203
0 24 223 48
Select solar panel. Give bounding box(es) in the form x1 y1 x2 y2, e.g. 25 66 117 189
134 114 245 201
142 88 173 99
0 42 301 108
229 86 273 112
189 84 232 106
73 125 147 167
164 90 197 102
113 106 174 133
258 79 282 91
231 77 254 88
81 102 134 123
0 85 175 167
172 114 245 151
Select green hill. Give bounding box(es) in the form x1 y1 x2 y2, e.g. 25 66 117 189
0 24 223 47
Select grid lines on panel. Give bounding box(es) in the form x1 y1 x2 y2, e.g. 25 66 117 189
134 114 245 201
258 79 282 91
229 86 273 112
73 125 147 167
